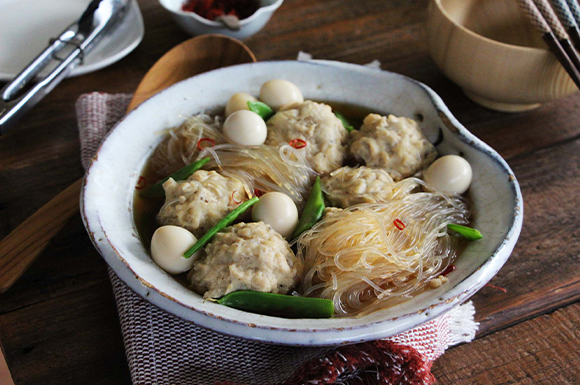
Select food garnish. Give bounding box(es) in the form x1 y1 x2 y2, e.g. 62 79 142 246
292 176 325 239
231 190 242 204
393 219 405 230
441 264 456 276
197 138 216 151
335 111 354 132
140 157 211 198
216 291 334 318
247 100 275 120
289 138 307 149
183 197 259 258
135 176 147 190
447 223 483 240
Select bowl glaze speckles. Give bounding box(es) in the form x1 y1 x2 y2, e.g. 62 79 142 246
81 61 523 346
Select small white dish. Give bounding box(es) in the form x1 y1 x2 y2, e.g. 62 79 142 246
0 0 144 81
82 61 523 346
158 0 283 39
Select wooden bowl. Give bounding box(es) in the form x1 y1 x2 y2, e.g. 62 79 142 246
427 0 577 112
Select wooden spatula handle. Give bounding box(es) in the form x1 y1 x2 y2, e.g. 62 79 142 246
0 178 83 292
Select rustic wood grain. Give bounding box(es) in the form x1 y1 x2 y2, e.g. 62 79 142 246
128 34 256 111
0 216 109 316
0 179 83 293
433 301 580 384
1 0 580 383
0 342 15 385
470 134 580 336
0 280 130 385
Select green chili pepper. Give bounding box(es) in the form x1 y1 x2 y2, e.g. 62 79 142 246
140 157 210 198
183 197 259 258
247 101 275 121
335 112 354 132
447 224 483 240
217 291 334 318
292 176 325 239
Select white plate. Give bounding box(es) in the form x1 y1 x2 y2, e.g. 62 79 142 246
0 0 144 80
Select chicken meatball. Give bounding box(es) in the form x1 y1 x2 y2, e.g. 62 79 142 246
266 101 349 174
157 170 249 238
322 206 343 218
190 222 302 299
349 114 437 180
321 166 397 208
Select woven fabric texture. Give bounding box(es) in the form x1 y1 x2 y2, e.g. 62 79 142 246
76 92 133 170
77 92 478 385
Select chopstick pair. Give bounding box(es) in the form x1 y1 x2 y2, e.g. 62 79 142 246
551 0 580 48
517 0 580 89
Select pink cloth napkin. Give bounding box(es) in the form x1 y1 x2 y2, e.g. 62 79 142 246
77 92 478 385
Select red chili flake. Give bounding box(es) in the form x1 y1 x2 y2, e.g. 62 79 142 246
289 139 307 149
135 176 147 190
393 219 406 230
231 190 242 204
441 264 456 276
181 0 260 21
254 188 264 198
485 283 507 293
197 138 216 151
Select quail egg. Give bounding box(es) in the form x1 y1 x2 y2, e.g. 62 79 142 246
251 192 299 238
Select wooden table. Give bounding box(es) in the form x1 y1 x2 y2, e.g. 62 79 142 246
1 0 579 383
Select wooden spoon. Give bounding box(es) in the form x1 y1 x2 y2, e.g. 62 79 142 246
0 34 256 293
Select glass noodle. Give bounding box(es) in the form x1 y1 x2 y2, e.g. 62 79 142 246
149 114 316 208
297 185 470 317
147 112 472 318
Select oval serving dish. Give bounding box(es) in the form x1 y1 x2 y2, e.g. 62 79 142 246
81 61 523 346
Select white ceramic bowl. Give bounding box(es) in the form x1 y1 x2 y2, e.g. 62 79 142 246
82 61 523 346
158 0 283 39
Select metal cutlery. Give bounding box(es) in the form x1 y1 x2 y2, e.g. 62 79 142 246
0 0 129 134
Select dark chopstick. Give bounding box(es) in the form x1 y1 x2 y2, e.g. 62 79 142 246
550 0 580 49
517 0 580 90
564 0 580 34
534 0 580 69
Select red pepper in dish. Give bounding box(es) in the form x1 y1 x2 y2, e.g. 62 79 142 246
181 0 260 21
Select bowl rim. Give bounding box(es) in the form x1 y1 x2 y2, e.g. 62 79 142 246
158 0 284 27
432 0 549 54
82 60 523 346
